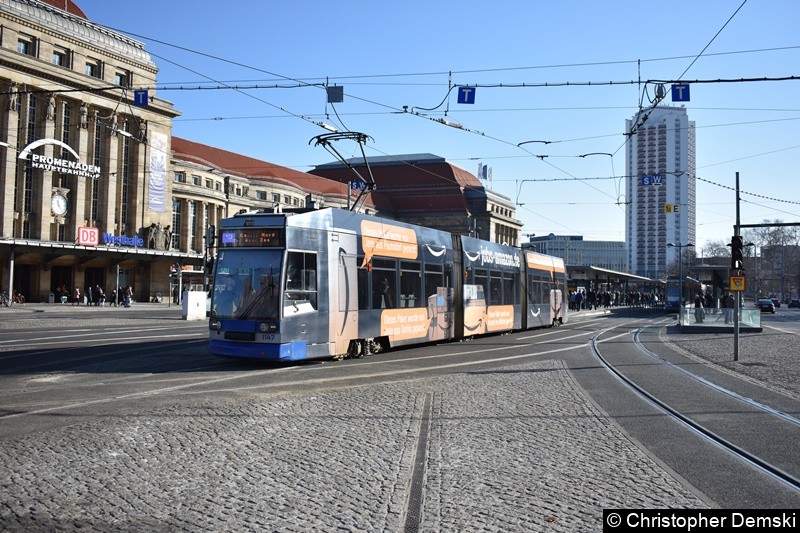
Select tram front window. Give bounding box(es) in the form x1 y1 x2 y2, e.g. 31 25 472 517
211 250 282 320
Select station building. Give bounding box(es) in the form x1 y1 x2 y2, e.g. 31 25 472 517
0 0 522 303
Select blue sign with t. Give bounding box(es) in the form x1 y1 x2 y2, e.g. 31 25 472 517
671 83 690 102
457 86 476 104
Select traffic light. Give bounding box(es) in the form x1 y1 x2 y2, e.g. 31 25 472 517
731 235 744 270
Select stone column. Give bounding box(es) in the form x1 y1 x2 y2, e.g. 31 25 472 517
134 119 148 236
102 114 120 236
72 102 89 238
1 83 20 238
35 92 57 239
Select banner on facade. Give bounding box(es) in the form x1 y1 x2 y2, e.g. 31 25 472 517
148 131 167 212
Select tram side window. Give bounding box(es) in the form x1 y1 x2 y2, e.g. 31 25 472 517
488 271 503 305
400 261 421 308
527 272 545 305
357 256 370 310
504 272 518 305
284 251 317 312
474 269 489 304
424 263 444 307
372 258 397 309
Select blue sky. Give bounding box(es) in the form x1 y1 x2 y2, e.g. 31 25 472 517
76 0 799 253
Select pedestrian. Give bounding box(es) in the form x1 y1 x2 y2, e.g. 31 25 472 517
574 291 583 312
694 292 704 323
73 286 80 306
723 292 735 324
95 284 105 306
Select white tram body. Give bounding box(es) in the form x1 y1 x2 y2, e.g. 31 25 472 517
208 208 566 361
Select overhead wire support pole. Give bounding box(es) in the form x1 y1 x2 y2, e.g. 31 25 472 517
310 131 375 212
734 171 741 362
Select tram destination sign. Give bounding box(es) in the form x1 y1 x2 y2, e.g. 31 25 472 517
220 228 285 248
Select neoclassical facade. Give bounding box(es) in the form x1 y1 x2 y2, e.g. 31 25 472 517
0 0 187 302
0 0 522 303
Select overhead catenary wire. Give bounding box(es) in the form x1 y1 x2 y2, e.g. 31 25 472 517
22 14 796 233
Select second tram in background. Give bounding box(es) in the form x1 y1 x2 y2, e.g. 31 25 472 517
208 207 567 361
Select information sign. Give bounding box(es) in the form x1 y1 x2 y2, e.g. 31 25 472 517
457 86 476 104
671 83 690 102
641 174 663 186
133 89 149 107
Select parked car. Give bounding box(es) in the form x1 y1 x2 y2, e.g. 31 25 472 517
756 298 776 313
788 299 800 309
771 298 781 308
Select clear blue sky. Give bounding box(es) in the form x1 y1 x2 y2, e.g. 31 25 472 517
76 0 799 253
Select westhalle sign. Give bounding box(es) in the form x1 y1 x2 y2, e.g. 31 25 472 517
18 138 100 179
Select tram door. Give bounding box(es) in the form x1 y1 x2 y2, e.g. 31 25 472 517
551 288 563 325
330 231 359 356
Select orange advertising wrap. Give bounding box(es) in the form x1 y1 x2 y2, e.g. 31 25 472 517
361 220 418 262
486 305 515 332
380 308 432 341
526 251 566 274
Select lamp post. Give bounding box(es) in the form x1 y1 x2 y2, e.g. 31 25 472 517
668 242 694 321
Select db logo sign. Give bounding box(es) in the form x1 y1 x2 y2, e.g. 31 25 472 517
78 226 100 246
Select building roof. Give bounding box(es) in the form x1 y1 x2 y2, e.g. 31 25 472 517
310 154 484 214
40 0 86 18
4 0 153 65
171 136 357 201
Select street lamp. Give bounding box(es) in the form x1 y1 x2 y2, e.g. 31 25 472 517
668 242 694 319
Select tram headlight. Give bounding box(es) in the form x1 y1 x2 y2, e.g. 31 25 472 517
209 319 221 331
258 322 278 333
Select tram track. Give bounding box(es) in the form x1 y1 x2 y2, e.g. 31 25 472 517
590 324 800 494
0 317 603 426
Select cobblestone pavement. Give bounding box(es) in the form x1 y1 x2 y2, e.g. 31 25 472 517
662 324 800 400
0 350 707 531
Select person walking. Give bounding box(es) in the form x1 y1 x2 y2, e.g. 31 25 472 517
723 292 735 324
694 292 705 323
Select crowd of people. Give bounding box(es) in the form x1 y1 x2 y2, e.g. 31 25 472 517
52 284 135 308
568 289 662 311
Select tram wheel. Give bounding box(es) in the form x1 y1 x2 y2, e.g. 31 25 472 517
347 340 364 359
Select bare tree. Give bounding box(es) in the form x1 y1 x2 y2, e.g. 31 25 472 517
701 239 730 263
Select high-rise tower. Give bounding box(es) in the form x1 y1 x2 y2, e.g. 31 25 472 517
625 107 696 278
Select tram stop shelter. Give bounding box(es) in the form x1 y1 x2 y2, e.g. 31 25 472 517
568 265 656 296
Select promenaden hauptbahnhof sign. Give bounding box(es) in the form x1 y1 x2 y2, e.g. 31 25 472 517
18 138 101 180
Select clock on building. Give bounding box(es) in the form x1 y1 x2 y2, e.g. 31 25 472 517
51 192 68 216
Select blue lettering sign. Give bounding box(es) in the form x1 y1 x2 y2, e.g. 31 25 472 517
671 83 690 102
133 89 149 107
102 232 144 247
350 181 366 190
641 174 664 186
221 231 236 245
457 86 476 104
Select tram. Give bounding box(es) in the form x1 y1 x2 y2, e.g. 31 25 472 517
664 276 704 312
208 207 567 361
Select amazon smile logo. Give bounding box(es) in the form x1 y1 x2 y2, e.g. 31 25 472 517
425 244 446 257
19 138 100 179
